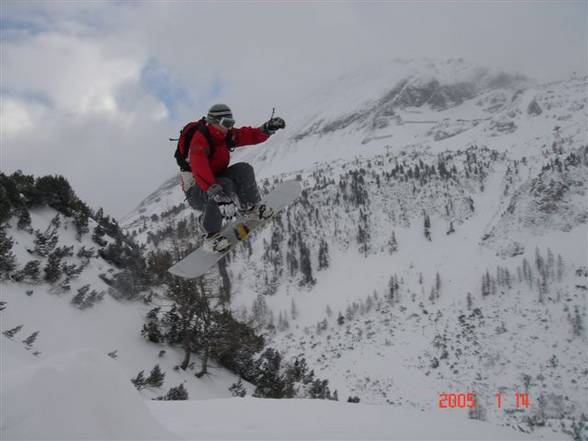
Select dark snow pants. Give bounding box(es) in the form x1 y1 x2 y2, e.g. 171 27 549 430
185 162 261 234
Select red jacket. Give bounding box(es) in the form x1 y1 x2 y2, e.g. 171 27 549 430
189 124 269 191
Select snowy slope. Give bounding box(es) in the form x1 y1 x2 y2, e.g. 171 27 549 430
2 342 540 440
2 344 174 440
1 207 245 403
149 397 539 440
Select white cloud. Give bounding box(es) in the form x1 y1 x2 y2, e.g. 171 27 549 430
5 32 141 118
2 98 37 136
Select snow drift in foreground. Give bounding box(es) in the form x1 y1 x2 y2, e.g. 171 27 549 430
2 345 541 440
149 398 538 440
1 347 175 440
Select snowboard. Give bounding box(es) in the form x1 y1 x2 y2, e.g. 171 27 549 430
168 180 302 279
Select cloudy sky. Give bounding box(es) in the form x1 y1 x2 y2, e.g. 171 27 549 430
2 1 586 217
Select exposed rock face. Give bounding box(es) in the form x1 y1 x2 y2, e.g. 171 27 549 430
394 79 440 108
488 119 517 135
390 79 480 110
289 62 531 142
496 241 525 257
427 119 478 141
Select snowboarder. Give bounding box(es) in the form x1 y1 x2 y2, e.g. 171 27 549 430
175 103 285 252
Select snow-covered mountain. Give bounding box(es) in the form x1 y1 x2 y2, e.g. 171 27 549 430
3 58 587 440
124 58 586 222
121 59 588 439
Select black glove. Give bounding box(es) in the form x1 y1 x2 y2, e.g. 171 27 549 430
207 184 237 218
207 184 232 204
261 117 286 135
218 202 237 219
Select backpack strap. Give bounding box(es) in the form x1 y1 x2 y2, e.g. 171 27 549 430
174 118 216 172
197 119 216 157
226 131 236 152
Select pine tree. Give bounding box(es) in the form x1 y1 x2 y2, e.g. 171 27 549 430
77 246 95 262
318 239 330 270
252 294 269 327
141 320 163 343
3 325 23 338
73 209 89 241
286 246 298 277
522 257 531 282
299 242 315 286
49 214 61 230
22 331 39 349
547 248 555 280
481 271 491 297
557 255 565 282
146 364 165 388
16 208 31 230
387 231 398 254
535 247 545 277
290 298 298 320
466 292 473 310
92 225 107 247
571 306 584 337
0 224 16 278
0 184 10 223
388 275 399 304
71 285 90 308
131 370 147 390
94 207 104 221
446 221 455 235
23 260 41 281
423 212 432 241
31 225 58 257
157 383 188 400
229 379 247 397
253 348 286 398
277 311 290 332
468 403 487 421
308 378 332 399
217 258 232 305
538 272 548 304
357 210 370 256
160 278 217 375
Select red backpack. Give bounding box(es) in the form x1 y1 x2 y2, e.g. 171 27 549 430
173 118 235 172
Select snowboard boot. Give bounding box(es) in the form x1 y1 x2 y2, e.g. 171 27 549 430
247 203 274 220
196 213 231 253
202 232 231 253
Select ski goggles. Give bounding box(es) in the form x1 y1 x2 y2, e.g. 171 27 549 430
217 116 235 129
